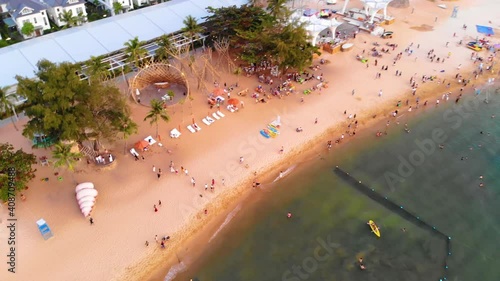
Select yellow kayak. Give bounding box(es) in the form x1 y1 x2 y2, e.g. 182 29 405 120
368 220 381 238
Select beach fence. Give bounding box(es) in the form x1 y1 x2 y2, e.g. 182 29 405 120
333 166 451 281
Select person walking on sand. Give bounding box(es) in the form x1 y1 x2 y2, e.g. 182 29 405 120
378 89 383 97
158 200 162 206
205 184 208 191
89 217 94 225
184 168 189 176
152 165 156 173
155 235 158 243
315 118 318 124
191 177 196 187
240 156 244 163
154 205 158 212
222 178 225 186
157 169 162 180
279 146 284 154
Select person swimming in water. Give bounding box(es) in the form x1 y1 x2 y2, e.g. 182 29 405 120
287 212 292 218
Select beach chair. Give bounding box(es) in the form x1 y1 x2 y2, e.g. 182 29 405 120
187 125 196 133
193 123 201 131
227 105 235 113
212 113 220 120
202 118 211 126
217 111 225 118
206 116 215 123
130 148 140 157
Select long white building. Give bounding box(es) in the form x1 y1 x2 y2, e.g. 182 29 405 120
0 0 247 88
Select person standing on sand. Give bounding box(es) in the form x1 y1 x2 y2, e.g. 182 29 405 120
154 205 158 212
89 217 94 225
240 156 244 163
205 183 208 191
152 165 156 173
315 118 318 124
157 169 162 180
191 177 196 187
158 200 162 206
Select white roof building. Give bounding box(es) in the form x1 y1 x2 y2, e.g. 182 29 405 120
0 0 247 87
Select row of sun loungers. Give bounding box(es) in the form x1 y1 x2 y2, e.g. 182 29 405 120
187 111 226 133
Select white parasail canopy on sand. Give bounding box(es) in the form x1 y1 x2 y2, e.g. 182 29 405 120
75 182 98 217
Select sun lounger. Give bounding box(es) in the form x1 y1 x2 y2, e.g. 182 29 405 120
227 105 235 113
212 113 220 120
217 111 225 118
202 118 211 126
187 125 196 133
206 116 215 123
170 128 181 138
193 123 201 131
130 148 139 157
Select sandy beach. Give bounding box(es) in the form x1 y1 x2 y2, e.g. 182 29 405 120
1 0 499 280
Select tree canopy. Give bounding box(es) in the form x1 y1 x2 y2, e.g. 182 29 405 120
21 22 35 37
205 4 318 73
0 143 37 202
15 59 136 144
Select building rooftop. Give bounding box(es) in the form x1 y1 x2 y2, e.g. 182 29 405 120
0 0 247 87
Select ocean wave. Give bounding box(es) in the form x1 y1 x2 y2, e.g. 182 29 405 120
163 261 187 281
272 164 297 183
209 204 242 243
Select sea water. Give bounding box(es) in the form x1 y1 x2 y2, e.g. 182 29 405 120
172 85 500 281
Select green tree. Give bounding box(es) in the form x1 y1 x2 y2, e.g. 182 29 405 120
118 116 138 154
16 59 134 144
59 10 77 27
267 0 290 21
0 143 37 202
155 34 173 61
52 143 82 172
181 15 203 51
124 36 147 68
144 99 170 137
0 86 19 131
113 1 123 15
86 56 110 82
21 22 35 37
205 5 271 44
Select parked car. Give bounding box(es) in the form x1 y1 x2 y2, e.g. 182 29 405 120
381 31 393 39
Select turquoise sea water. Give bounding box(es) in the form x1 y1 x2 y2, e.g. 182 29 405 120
172 85 500 281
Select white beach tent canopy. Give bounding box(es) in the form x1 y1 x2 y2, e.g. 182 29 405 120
75 182 98 217
0 0 248 88
292 10 342 46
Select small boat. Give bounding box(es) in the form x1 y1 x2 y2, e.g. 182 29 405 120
367 220 381 237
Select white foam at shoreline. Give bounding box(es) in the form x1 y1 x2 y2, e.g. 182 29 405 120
209 204 242 243
272 165 297 183
163 261 187 281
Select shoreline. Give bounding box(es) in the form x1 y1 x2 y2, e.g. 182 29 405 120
124 64 500 281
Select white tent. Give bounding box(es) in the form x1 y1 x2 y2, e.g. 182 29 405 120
292 10 342 46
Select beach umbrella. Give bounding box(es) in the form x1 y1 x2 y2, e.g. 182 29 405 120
213 87 225 96
75 182 94 193
134 140 149 151
228 98 240 106
76 189 98 201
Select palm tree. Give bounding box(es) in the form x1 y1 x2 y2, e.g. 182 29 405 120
144 100 170 137
267 0 290 21
59 10 77 28
155 34 173 61
52 143 82 172
113 1 123 15
181 15 203 52
124 37 147 68
86 56 109 82
119 117 138 155
0 86 19 131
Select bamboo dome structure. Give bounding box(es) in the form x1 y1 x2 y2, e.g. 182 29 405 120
129 63 189 106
